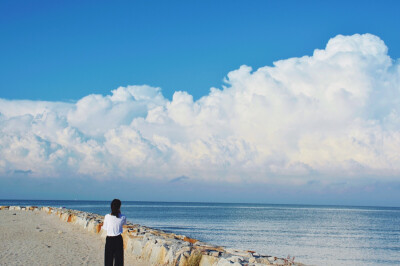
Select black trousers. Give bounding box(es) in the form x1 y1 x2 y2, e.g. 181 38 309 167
105 235 124 266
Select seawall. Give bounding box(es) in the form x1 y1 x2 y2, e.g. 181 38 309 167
0 205 303 266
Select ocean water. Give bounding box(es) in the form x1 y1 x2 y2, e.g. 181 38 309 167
1 200 399 265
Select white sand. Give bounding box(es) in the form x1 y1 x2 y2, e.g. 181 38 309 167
0 210 146 265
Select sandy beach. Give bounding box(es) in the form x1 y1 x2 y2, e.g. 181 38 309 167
0 206 304 266
0 210 145 266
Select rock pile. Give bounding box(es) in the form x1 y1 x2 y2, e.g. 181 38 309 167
0 206 304 266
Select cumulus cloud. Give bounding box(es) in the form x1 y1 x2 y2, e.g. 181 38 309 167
1 33 400 185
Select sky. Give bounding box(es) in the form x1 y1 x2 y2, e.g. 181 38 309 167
1 1 400 206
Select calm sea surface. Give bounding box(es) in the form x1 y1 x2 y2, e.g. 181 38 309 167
1 200 399 265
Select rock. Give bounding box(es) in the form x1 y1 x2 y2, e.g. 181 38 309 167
226 248 252 258
0 206 303 266
229 256 244 263
216 258 234 266
273 258 285 265
178 254 188 266
209 251 220 257
149 244 169 265
183 236 198 244
199 254 220 266
180 246 191 252
254 257 272 264
132 239 143 256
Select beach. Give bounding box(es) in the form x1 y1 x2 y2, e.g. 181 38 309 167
0 206 303 266
1 202 399 265
0 209 145 266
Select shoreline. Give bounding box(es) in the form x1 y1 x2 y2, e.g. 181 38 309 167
0 205 304 266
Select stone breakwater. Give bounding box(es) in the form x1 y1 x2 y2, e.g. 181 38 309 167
0 206 304 266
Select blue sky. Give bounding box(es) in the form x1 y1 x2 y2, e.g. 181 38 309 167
1 0 400 101
1 1 400 206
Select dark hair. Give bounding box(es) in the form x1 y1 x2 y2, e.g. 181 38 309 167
111 199 121 217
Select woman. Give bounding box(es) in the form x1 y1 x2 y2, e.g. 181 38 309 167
103 199 127 266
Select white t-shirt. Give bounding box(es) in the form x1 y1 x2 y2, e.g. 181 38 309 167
103 213 127 236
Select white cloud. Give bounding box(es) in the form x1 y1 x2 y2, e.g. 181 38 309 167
1 33 400 185
67 85 166 137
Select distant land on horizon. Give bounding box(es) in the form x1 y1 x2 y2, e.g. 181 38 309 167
1 199 400 208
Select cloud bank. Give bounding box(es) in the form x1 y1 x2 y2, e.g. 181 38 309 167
1 34 400 186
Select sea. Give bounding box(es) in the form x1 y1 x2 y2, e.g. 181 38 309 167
1 200 399 266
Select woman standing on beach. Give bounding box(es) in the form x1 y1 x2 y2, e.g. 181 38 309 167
103 199 127 266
